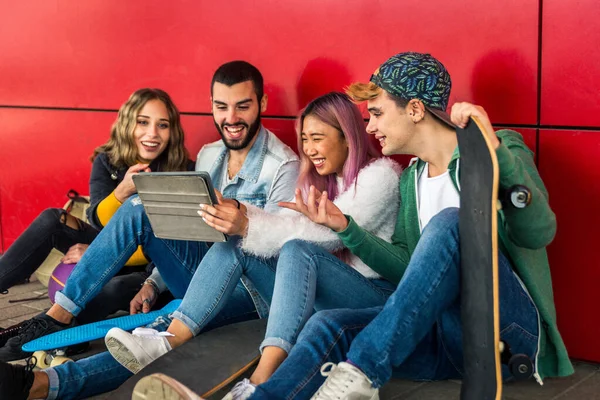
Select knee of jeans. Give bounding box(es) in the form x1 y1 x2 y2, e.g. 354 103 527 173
37 208 65 229
303 310 338 332
120 195 147 218
426 207 459 233
280 239 317 257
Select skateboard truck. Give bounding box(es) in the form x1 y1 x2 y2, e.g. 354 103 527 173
499 340 533 381
498 185 532 210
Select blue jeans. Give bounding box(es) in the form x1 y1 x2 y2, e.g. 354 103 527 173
45 282 259 400
251 208 540 399
173 238 394 355
55 196 210 312
171 238 278 336
262 240 395 354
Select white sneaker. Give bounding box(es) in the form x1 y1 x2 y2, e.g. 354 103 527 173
311 362 379 400
105 327 173 373
132 373 204 400
221 378 256 400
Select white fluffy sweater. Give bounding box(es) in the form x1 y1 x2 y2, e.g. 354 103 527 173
241 157 402 279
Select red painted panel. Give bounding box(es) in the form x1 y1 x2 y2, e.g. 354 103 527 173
541 0 600 127
539 129 600 362
0 0 538 124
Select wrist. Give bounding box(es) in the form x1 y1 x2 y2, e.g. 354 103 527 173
334 217 349 233
143 278 159 295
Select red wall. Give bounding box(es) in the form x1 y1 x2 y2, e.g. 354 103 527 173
0 0 598 362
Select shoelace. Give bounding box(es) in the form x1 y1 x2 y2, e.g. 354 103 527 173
14 318 50 344
24 355 37 374
314 363 363 400
131 327 175 338
229 378 256 400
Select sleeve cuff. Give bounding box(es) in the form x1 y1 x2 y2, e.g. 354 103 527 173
336 215 367 247
148 267 168 293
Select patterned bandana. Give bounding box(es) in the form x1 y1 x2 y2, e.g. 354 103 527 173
370 52 452 111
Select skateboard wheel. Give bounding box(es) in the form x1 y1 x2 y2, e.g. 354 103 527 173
33 351 51 369
50 355 72 367
508 354 533 381
508 185 531 209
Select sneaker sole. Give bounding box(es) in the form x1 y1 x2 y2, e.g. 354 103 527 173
132 373 203 400
105 336 143 374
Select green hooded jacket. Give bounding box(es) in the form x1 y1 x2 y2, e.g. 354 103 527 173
337 129 573 381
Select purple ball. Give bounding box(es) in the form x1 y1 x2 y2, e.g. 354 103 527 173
48 262 76 304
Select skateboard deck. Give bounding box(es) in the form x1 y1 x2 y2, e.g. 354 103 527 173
109 318 267 399
457 117 502 400
22 299 182 352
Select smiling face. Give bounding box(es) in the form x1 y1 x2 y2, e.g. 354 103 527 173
133 99 171 163
211 80 267 150
301 115 349 177
366 91 416 156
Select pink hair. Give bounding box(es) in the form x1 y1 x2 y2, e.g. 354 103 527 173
296 92 378 200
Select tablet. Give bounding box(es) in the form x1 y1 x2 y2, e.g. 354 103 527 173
132 172 226 242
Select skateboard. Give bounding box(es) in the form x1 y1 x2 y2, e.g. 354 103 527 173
457 117 533 400
109 319 267 399
22 299 181 368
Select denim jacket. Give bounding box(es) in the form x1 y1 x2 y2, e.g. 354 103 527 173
150 126 299 317
197 126 299 212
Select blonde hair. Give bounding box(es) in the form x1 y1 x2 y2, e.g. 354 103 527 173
345 81 409 109
345 82 383 102
92 88 189 171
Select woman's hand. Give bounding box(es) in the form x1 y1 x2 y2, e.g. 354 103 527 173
114 163 151 202
450 102 500 149
279 186 349 232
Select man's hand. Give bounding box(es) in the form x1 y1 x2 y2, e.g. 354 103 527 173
198 191 249 236
130 283 157 314
279 186 348 232
450 102 500 149
114 163 151 202
61 243 89 264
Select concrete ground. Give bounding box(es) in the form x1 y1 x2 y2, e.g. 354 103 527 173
3 278 599 399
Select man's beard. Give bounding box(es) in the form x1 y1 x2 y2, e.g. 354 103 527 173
215 113 262 151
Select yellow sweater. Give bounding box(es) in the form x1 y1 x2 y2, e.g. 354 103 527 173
96 192 148 266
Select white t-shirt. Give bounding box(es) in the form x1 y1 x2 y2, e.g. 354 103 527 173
417 163 460 231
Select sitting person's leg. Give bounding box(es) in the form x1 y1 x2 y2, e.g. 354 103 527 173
105 238 274 372
0 281 262 400
53 195 207 318
0 208 98 293
0 196 208 361
76 270 148 325
250 239 395 386
312 208 539 398
252 308 380 400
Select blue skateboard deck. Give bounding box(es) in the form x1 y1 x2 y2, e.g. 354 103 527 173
22 299 181 352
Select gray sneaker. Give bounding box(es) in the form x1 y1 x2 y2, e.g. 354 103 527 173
311 362 379 400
